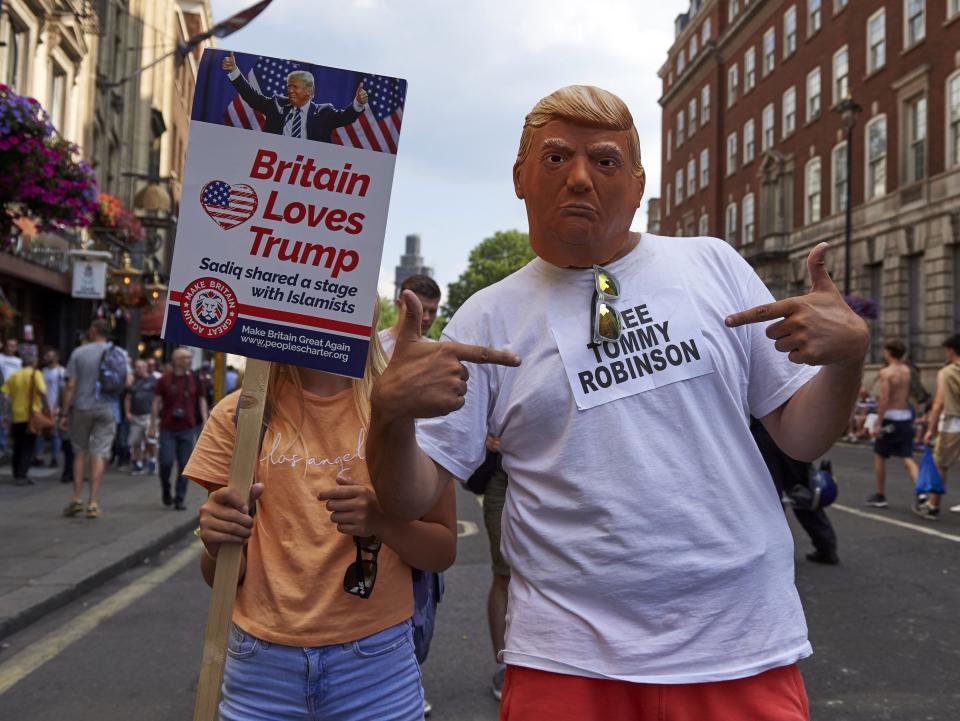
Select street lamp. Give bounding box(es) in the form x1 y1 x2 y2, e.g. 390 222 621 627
833 95 862 296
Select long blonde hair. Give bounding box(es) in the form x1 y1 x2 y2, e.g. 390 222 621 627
262 300 387 457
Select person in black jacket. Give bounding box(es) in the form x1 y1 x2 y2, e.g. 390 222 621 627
221 52 367 143
751 417 839 565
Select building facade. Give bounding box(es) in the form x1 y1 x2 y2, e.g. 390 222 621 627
0 0 213 354
657 0 960 381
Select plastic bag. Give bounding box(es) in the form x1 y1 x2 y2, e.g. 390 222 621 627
915 446 945 495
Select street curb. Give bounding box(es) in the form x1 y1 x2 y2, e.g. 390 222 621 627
0 515 197 641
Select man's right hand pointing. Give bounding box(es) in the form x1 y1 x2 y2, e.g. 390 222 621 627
373 290 521 421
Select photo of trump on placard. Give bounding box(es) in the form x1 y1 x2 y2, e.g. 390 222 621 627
221 52 367 142
193 49 406 154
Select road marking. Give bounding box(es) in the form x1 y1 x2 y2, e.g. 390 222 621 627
832 504 960 543
457 520 479 538
0 543 200 696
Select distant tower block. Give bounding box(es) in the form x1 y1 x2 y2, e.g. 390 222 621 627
394 233 434 298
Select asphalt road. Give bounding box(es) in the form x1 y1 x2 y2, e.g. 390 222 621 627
0 442 958 721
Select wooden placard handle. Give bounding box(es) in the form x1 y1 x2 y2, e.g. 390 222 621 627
193 358 271 721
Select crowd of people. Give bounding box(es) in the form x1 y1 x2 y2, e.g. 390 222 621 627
0 319 241 517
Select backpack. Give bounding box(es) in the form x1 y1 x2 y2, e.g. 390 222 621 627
411 569 444 664
97 343 128 399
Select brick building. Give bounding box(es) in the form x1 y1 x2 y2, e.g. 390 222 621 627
656 0 960 379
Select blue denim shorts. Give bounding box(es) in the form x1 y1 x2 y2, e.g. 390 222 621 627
219 619 423 721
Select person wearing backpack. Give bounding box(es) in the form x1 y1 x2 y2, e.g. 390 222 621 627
151 347 208 510
60 320 125 519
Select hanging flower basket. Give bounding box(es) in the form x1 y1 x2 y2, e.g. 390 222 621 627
0 84 99 247
96 193 145 244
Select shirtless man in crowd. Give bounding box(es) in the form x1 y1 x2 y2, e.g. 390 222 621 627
866 339 919 508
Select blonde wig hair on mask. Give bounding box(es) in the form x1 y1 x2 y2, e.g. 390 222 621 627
515 85 645 179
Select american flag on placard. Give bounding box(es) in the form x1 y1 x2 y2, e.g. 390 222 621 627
200 180 258 230
223 56 303 130
330 75 406 155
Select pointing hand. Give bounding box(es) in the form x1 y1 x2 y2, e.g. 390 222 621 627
372 290 521 421
724 242 869 366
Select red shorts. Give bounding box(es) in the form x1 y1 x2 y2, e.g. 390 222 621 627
499 663 810 721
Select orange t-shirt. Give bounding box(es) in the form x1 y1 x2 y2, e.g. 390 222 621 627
184 387 413 647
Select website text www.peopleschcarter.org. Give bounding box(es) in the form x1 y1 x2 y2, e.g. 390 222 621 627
239 325 351 362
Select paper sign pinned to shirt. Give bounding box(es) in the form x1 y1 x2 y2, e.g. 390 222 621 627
550 285 715 410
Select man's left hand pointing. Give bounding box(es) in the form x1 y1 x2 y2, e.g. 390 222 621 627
724 242 870 366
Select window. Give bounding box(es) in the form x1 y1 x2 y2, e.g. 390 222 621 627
867 9 886 73
763 28 776 75
726 132 738 175
689 35 698 59
808 0 822 34
805 158 822 224
832 142 848 214
676 112 685 146
784 6 797 56
835 0 848 10
907 254 925 360
725 202 738 245
675 169 684 204
689 97 698 134
954 245 960 335
701 85 711 124
698 214 709 235
687 158 697 196
868 263 883 363
727 64 739 107
866 115 887 199
745 47 757 92
666 185 672 216
806 67 822 120
667 130 672 161
729 0 740 23
762 103 775 150
700 148 710 188
744 118 756 163
905 95 927 183
949 72 960 167
833 46 849 104
905 0 925 47
782 87 797 136
3 18 28 90
48 64 67 133
950 0 960 20
677 48 686 75
702 17 712 44
742 193 756 244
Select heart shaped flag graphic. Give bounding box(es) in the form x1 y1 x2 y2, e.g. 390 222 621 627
200 180 258 230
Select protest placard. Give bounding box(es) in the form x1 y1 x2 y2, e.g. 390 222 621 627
162 48 407 379
162 48 408 721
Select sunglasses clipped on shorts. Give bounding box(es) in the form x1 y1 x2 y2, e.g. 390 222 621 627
343 535 381 599
591 264 623 344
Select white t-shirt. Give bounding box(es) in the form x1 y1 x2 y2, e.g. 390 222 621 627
378 328 397 358
416 234 820 684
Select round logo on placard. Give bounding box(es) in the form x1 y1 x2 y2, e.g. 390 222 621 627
180 277 238 338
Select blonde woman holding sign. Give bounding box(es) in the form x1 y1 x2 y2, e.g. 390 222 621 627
185 329 456 721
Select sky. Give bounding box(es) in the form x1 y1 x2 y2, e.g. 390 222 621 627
208 0 688 300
